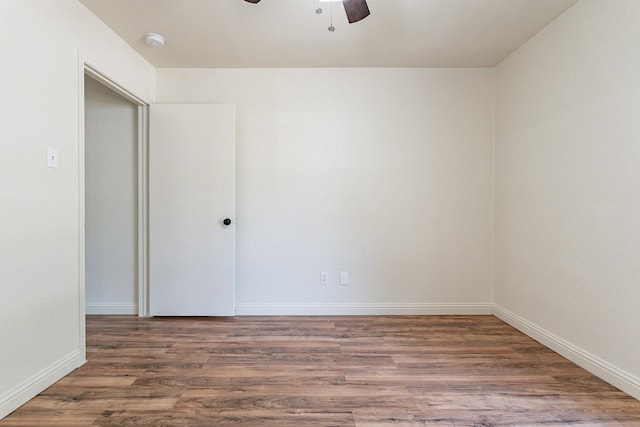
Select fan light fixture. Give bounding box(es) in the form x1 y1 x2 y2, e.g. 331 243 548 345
316 0 369 32
244 0 369 32
244 0 370 33
144 32 165 47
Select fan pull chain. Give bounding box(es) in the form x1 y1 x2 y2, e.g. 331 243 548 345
328 2 335 32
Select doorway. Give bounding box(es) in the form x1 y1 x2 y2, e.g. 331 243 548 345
84 76 138 314
79 63 149 339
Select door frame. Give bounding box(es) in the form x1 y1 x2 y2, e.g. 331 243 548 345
78 55 150 359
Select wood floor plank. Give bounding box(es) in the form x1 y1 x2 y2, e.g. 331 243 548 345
1 315 640 426
54 376 137 387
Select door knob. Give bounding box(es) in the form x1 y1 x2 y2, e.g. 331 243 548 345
223 218 232 226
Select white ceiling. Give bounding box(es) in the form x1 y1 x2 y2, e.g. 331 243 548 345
78 0 579 68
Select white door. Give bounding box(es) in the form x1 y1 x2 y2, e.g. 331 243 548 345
149 104 235 316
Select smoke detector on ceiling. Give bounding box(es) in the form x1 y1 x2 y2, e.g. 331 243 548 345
144 32 165 47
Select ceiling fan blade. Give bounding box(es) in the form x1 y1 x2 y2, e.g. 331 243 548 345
342 0 370 24
244 0 261 3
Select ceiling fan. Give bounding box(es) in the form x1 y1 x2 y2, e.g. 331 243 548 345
244 0 370 24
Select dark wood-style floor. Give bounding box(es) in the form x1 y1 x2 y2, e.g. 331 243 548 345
2 315 640 426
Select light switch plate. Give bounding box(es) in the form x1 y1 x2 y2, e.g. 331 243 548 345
47 148 59 168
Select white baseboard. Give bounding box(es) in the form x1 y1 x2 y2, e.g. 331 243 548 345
86 302 138 315
235 302 493 316
493 304 640 401
0 350 84 420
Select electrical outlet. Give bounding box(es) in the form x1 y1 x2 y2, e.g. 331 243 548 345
339 272 349 286
320 272 329 285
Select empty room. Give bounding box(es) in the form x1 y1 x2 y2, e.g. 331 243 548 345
1 0 639 425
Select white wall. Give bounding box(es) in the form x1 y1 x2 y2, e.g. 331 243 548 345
84 77 138 314
0 0 154 419
494 0 640 399
156 68 495 314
